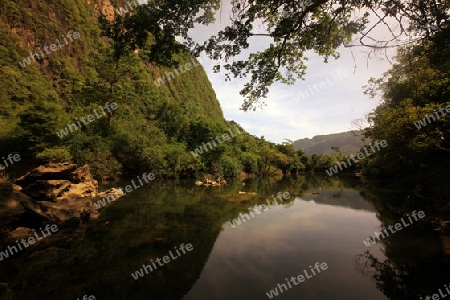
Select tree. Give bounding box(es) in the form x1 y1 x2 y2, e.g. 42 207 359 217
362 28 450 196
18 101 70 154
276 143 302 175
331 146 341 156
88 46 139 129
104 0 449 110
99 0 221 62
197 0 450 110
259 146 280 175
36 147 72 163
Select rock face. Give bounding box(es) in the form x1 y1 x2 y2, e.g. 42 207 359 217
0 163 99 240
15 163 97 200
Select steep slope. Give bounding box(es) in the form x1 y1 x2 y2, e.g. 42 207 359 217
0 0 225 120
0 0 230 179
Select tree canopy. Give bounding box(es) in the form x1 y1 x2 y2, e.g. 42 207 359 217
105 0 450 110
361 26 450 200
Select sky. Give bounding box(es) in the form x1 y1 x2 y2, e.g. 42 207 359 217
184 1 398 143
197 51 391 144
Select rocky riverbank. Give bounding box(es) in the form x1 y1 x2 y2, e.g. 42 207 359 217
0 162 99 245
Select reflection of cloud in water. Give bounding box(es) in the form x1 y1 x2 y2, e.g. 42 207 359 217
184 196 386 300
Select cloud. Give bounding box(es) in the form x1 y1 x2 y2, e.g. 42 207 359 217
186 3 394 143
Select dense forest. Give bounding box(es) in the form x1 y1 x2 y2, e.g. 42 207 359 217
362 29 450 204
0 0 448 205
0 1 449 298
0 0 312 181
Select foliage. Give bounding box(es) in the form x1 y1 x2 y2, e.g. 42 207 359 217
36 147 73 163
0 0 238 180
1 0 380 181
219 155 241 177
363 27 450 199
88 151 123 180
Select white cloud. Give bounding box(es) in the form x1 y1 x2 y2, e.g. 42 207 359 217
185 3 395 143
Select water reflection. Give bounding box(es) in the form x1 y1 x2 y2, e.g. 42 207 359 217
353 182 450 300
0 176 448 300
183 196 386 300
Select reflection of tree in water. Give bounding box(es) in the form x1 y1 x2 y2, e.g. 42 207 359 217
0 183 229 300
355 245 450 300
355 251 417 299
353 180 450 299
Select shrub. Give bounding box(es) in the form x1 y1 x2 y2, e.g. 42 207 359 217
36 147 72 163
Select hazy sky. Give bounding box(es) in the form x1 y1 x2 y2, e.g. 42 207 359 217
185 2 396 143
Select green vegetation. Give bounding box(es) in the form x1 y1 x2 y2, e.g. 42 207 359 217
194 0 449 110
361 26 450 203
1 0 448 194
0 0 311 181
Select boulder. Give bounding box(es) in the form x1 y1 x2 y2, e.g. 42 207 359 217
16 163 98 201
15 162 78 186
37 197 98 224
0 163 100 238
16 180 72 201
0 184 47 236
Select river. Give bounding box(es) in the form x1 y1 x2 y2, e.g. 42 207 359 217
1 175 449 300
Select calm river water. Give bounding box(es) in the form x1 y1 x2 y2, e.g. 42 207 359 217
1 176 449 300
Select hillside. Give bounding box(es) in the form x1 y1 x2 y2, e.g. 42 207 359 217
0 0 324 181
293 131 368 155
0 0 244 179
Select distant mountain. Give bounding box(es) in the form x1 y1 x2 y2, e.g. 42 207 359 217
293 131 368 155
